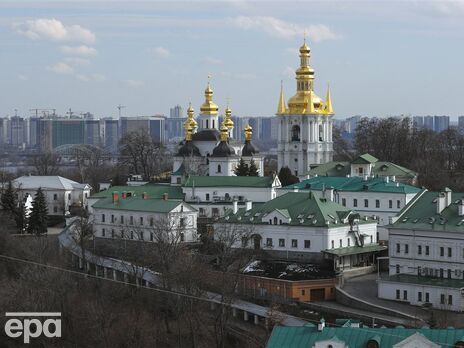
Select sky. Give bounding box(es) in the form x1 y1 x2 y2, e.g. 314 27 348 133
1 0 464 119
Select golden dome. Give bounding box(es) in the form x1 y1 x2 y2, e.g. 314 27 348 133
223 106 234 129
299 41 310 54
244 124 253 141
219 123 229 141
200 81 219 116
186 102 198 129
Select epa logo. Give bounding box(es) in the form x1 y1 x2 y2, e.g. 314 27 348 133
4 312 61 344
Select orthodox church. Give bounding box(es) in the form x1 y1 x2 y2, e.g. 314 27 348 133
171 82 264 184
277 39 334 176
172 38 334 182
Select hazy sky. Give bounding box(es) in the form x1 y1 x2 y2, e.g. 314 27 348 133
1 0 464 119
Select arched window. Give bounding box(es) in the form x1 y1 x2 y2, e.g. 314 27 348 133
291 125 300 141
206 119 209 129
212 119 215 128
217 164 222 173
319 124 323 141
273 217 278 225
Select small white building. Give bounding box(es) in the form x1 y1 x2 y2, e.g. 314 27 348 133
215 191 383 269
92 191 198 243
281 176 421 240
378 188 464 312
13 175 91 216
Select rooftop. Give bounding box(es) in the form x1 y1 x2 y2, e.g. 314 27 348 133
286 176 421 194
391 190 464 233
92 195 184 213
242 260 335 281
14 175 90 191
267 326 464 348
222 192 375 228
90 183 184 200
182 175 278 188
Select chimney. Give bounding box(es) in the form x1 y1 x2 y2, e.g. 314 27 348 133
162 193 168 201
112 191 119 204
245 200 252 211
385 176 389 183
142 192 148 200
233 199 238 214
437 192 446 214
445 187 452 207
327 186 334 202
459 199 464 217
391 175 396 182
122 191 127 199
317 318 326 332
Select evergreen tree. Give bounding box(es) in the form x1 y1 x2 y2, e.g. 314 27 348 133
14 199 28 234
27 187 49 235
1 181 17 213
248 159 259 176
234 157 249 176
278 167 300 187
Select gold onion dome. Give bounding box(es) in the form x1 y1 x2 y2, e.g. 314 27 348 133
244 124 253 141
223 106 234 129
186 102 198 129
200 81 219 115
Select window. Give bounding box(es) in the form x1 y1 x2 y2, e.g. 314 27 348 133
180 232 185 242
130 216 134 225
425 245 430 255
358 167 363 174
448 269 452 279
425 292 430 303
273 217 278 225
206 119 209 128
150 217 154 227
304 240 311 249
370 235 373 243
364 199 369 208
206 193 210 201
396 289 400 299
217 164 221 173
440 268 444 278
140 231 144 241
339 239 342 248
418 245 422 255
342 198 346 206
418 266 422 276
130 231 134 239
375 199 380 208
440 247 444 257
279 239 285 247
111 215 115 223
102 214 105 223
396 243 400 253
180 218 186 227
291 239 298 248
403 290 408 300
405 244 409 254
102 228 105 237
331 240 334 248
150 233 154 241
440 294 445 304
53 206 57 213
111 229 114 238
68 193 71 200
353 199 358 207
448 247 452 257
347 238 351 247
449 295 453 305
291 125 301 141
301 289 305 296
389 200 393 209
120 216 124 224
397 200 401 209
212 208 219 217
53 193 57 200
279 219 282 225
418 292 422 302
396 264 400 274
266 238 273 247
140 217 143 225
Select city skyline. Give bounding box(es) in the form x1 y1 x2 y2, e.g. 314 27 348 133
1 1 464 119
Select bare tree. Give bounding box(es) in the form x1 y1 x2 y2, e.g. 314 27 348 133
29 151 61 175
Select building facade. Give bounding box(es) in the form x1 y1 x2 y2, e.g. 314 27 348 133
378 189 464 312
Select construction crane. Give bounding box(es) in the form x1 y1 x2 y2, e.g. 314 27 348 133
117 104 126 118
29 108 56 118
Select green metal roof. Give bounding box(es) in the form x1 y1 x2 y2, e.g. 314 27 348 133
391 190 464 232
90 184 184 200
92 196 184 213
323 244 387 256
381 274 464 289
306 155 417 179
267 326 464 348
222 192 375 228
351 153 379 164
286 176 421 194
182 175 276 188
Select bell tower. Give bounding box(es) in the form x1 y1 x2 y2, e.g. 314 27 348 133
276 39 334 177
